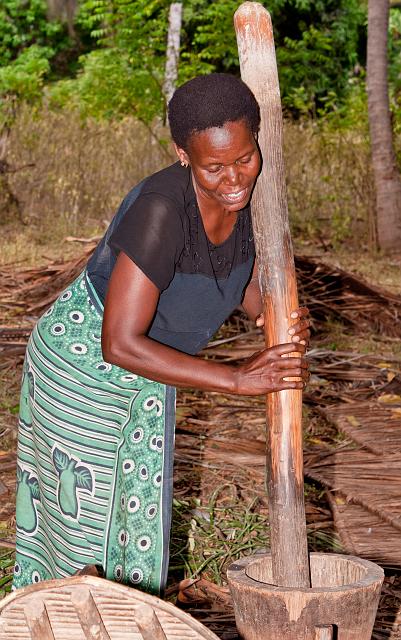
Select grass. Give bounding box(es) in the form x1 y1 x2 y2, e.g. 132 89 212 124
0 550 14 597
0 365 21 446
315 319 401 359
170 496 271 585
2 107 172 257
0 222 99 268
1 105 394 259
169 488 341 588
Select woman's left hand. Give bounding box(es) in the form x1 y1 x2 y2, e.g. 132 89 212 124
255 307 311 347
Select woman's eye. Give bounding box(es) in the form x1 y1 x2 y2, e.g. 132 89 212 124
208 166 222 174
237 155 252 165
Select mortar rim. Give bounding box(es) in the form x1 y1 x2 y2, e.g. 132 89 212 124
227 551 384 594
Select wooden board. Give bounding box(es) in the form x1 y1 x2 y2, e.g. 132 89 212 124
0 575 220 640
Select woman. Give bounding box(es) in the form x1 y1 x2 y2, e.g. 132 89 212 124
13 74 309 594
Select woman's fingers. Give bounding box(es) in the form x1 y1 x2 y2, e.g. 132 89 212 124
274 362 309 380
291 332 311 345
278 369 303 380
288 318 310 335
277 380 305 390
271 342 306 357
269 348 309 386
256 307 311 347
235 342 309 395
274 356 306 368
289 311 311 345
290 307 309 319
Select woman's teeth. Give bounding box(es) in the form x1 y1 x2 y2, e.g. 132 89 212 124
221 188 247 203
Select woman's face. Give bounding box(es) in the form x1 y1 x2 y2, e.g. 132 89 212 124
175 119 260 212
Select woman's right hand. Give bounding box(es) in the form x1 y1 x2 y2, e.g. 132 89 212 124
234 343 309 396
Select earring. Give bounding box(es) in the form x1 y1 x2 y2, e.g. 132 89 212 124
180 160 189 168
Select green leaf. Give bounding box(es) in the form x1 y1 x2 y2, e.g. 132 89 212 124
29 476 40 499
75 466 93 492
52 447 70 474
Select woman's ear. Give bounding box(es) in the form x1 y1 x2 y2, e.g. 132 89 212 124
173 143 190 168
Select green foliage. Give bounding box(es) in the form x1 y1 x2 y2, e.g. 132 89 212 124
0 0 96 80
0 45 51 101
0 0 68 66
0 45 51 128
0 0 59 64
389 8 401 130
181 0 366 116
2 0 400 128
276 0 365 114
320 79 369 130
50 48 164 122
58 0 169 120
180 0 240 76
49 0 367 123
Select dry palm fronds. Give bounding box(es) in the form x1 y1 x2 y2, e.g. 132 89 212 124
310 397 401 576
0 245 94 316
176 433 266 474
0 328 30 360
0 328 31 340
175 577 232 610
1 250 401 337
295 254 401 337
201 347 401 408
372 575 401 640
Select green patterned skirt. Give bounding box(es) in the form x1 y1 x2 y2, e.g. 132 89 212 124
13 270 175 594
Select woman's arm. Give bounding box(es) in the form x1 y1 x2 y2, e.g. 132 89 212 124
242 261 311 345
102 252 308 396
241 261 263 322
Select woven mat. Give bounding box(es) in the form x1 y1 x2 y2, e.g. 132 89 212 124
328 491 401 569
321 400 401 456
309 399 401 568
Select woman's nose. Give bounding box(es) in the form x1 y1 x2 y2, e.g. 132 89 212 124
224 165 240 185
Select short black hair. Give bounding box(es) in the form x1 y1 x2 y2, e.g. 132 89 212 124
168 73 260 150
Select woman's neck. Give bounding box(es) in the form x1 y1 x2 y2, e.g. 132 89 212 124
193 179 238 245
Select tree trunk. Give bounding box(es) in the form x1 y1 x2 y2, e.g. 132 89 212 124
163 3 182 106
0 122 23 224
47 0 77 38
367 0 401 252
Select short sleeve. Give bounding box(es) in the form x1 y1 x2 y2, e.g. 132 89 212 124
108 192 184 291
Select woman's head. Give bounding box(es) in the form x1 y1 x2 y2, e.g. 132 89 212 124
169 74 261 213
168 73 260 151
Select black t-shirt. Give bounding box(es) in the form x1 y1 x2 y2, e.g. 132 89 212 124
109 162 254 289
87 162 255 354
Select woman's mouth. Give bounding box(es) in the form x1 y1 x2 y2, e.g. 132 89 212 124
220 187 248 204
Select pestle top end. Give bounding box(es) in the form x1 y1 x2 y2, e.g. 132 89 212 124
234 2 272 23
234 2 273 43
